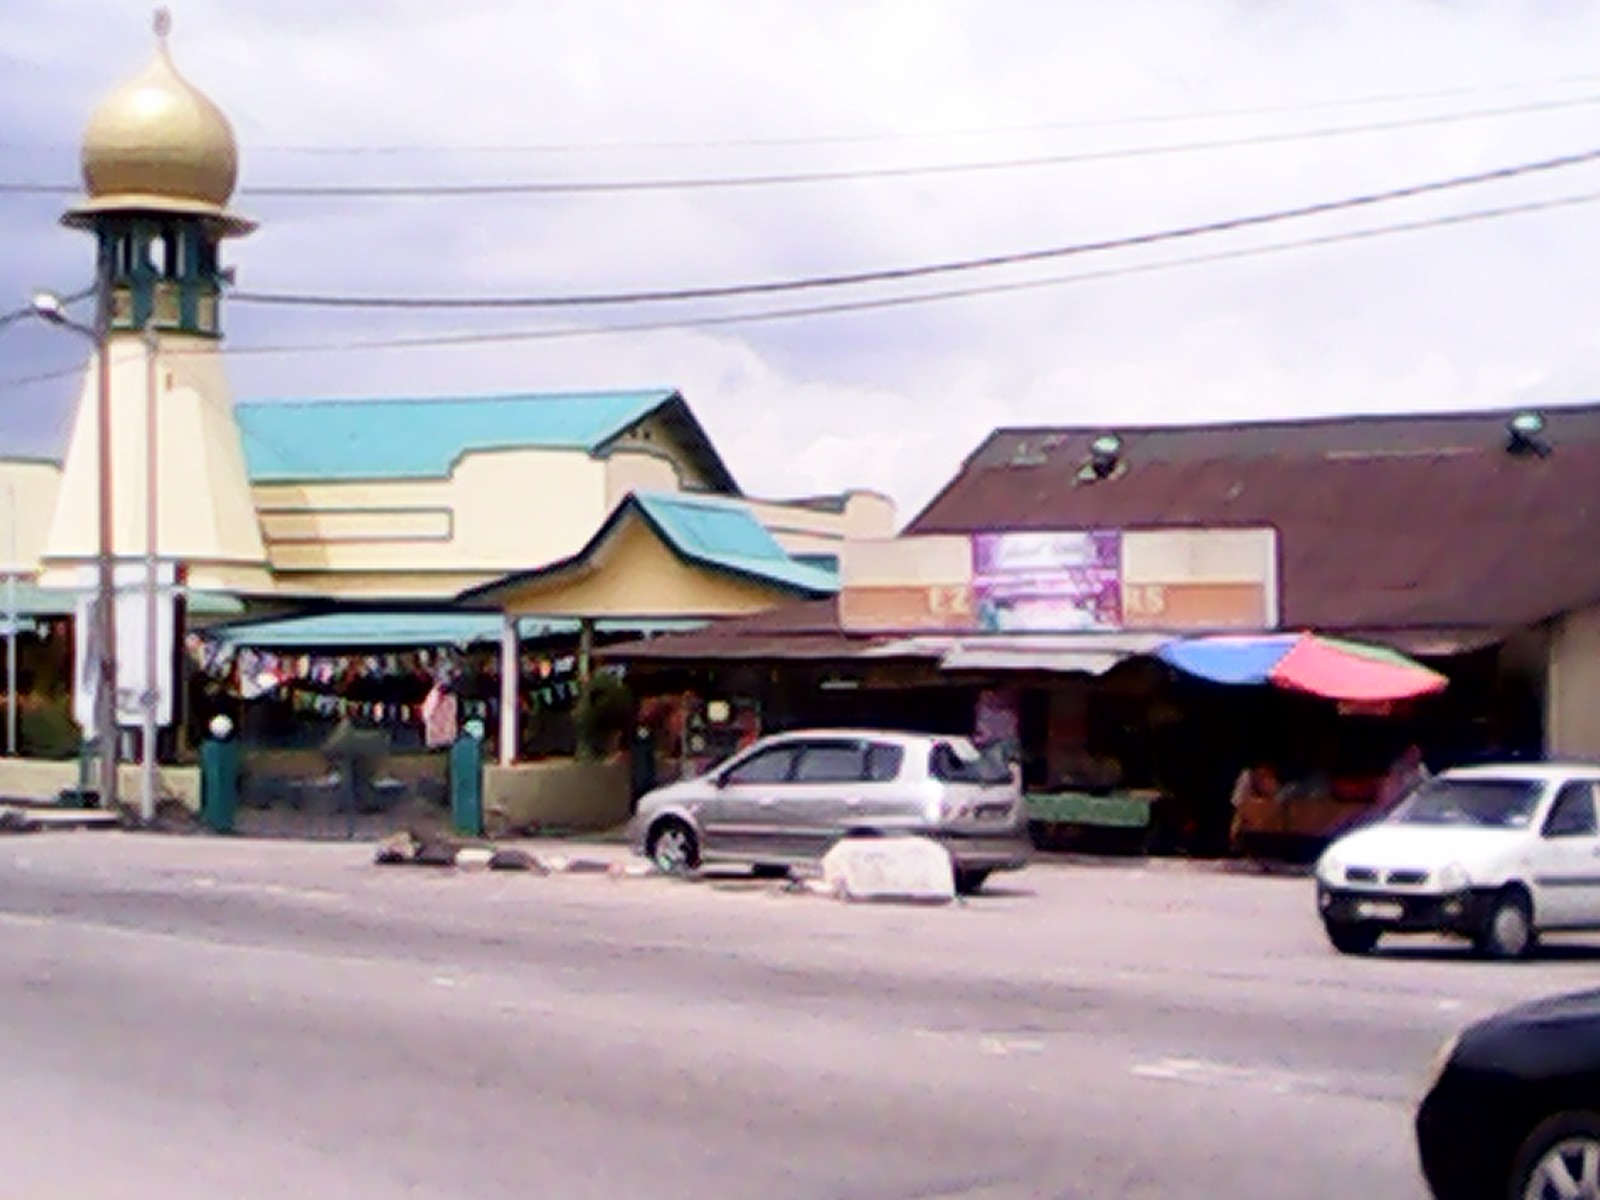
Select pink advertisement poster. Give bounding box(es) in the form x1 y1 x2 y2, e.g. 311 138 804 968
970 530 1122 632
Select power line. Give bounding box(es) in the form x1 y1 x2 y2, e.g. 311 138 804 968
231 146 1600 312
229 191 1600 354
11 71 1600 157
7 92 1600 200
2 185 1593 391
122 189 1600 365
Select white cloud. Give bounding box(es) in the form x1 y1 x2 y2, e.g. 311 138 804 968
3 0 1600 520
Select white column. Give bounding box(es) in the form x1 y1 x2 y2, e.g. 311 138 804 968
499 613 519 766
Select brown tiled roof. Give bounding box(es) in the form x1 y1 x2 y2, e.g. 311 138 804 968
602 598 901 662
909 405 1600 633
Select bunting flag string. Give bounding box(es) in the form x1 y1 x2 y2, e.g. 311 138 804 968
187 636 620 712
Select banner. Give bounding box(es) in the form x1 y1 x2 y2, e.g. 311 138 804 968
971 531 1122 632
72 564 177 734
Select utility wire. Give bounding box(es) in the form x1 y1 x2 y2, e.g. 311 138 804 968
2 185 1593 390
66 188 1600 370
217 190 1600 355
6 92 1600 200
232 146 1600 312
10 71 1600 157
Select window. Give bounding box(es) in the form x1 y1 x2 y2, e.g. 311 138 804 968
1544 782 1598 839
865 743 904 783
1394 778 1542 829
929 740 1012 786
723 746 797 786
792 742 866 784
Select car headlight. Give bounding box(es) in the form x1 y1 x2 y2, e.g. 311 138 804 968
1316 851 1344 883
1436 862 1470 892
1419 1031 1460 1101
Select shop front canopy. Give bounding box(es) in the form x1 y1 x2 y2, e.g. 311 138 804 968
1156 633 1448 703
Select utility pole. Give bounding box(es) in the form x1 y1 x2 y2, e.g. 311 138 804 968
32 269 120 812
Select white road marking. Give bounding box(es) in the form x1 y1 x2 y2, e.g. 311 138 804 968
1131 1056 1320 1095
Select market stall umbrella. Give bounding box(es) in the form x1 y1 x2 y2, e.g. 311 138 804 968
1155 633 1448 703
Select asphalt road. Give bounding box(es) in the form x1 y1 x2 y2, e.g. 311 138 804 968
1 835 1597 1199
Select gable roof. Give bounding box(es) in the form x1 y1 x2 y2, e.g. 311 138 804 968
909 403 1600 635
234 390 738 491
460 491 840 607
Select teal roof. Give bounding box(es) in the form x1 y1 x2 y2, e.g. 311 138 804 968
633 492 840 595
2 582 242 618
460 491 840 605
204 611 704 650
234 390 698 483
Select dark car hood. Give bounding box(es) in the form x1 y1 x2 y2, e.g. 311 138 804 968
1481 989 1600 1030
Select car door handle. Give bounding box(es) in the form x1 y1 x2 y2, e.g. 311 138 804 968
756 797 777 807
845 798 863 809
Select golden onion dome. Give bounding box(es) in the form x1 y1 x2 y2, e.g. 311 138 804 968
68 10 251 232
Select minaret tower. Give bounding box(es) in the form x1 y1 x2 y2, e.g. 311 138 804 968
42 9 270 594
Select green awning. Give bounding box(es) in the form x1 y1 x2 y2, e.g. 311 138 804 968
202 610 704 650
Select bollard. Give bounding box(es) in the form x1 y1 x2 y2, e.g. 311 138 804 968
199 715 239 834
449 718 485 837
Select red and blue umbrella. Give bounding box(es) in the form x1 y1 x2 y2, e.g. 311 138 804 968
1156 633 1448 703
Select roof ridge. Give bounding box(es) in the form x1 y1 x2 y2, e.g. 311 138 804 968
236 388 676 411
987 399 1600 439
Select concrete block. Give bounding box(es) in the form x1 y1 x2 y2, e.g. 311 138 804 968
821 836 956 904
454 847 495 870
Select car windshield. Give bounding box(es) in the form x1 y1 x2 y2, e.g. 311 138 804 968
1390 777 1544 829
929 740 1013 786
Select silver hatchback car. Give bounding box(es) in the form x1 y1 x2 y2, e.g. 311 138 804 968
629 729 1031 894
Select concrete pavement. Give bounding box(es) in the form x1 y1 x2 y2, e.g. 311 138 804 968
1 833 1596 1199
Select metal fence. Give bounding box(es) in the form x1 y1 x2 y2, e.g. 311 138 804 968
234 743 450 841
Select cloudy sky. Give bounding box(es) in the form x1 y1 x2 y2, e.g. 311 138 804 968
3 0 1599 520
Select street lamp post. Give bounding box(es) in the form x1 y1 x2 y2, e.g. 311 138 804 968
31 281 120 814
140 324 158 822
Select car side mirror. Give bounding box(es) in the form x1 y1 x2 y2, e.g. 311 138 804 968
712 772 730 789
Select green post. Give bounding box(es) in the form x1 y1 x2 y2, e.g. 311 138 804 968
199 717 239 834
449 719 485 837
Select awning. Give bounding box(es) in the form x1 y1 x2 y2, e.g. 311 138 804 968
204 611 704 650
1157 633 1448 703
858 632 1166 675
937 632 1167 675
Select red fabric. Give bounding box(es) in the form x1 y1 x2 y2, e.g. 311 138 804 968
1270 639 1447 703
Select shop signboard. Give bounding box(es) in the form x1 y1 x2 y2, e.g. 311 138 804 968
840 527 1277 634
971 530 1122 632
71 564 178 734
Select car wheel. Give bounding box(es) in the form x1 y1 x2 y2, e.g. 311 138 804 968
954 868 992 896
1476 890 1536 960
1509 1111 1600 1200
647 819 700 876
1324 919 1381 956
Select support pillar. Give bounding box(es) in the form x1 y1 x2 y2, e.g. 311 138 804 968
578 617 594 684
498 613 519 766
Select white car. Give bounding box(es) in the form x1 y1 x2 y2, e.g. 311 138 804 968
1315 763 1600 959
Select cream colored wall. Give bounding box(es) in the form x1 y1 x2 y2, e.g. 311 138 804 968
0 758 199 810
43 334 269 583
0 461 63 575
748 491 898 557
252 447 613 594
496 513 788 618
607 413 715 490
483 759 632 836
604 450 682 509
1547 605 1600 759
